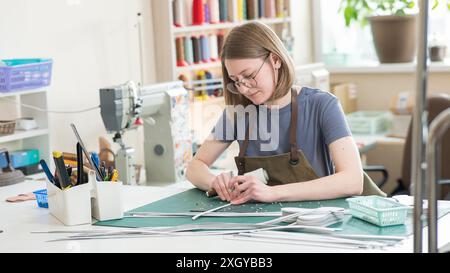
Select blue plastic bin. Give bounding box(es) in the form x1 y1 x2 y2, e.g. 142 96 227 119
33 189 48 208
0 59 53 92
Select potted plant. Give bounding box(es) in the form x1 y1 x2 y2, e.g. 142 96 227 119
339 0 449 63
429 33 447 62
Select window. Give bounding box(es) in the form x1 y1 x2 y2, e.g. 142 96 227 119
314 0 450 66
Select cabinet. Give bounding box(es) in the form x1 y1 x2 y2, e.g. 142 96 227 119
0 88 51 170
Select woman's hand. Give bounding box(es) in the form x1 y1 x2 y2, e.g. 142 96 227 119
210 172 234 201
228 175 277 205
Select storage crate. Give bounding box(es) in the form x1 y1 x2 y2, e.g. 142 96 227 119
346 111 392 134
346 196 409 227
0 59 53 92
33 189 48 208
0 120 16 135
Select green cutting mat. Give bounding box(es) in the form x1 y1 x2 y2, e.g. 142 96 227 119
94 188 450 236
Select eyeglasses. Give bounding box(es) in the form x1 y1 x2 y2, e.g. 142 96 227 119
226 54 269 95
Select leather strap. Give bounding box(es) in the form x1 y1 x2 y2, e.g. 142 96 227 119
238 112 250 158
289 88 299 164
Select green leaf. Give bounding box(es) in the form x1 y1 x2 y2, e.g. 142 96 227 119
395 9 406 16
432 0 439 9
377 3 386 11
344 6 355 26
361 17 369 27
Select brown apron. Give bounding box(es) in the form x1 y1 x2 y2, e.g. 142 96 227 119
234 88 386 197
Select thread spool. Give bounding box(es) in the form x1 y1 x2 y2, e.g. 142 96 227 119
200 35 210 62
193 0 205 25
275 0 284 18
204 3 210 23
208 0 220 24
184 0 193 26
237 0 243 20
178 73 193 100
209 34 219 61
192 36 201 64
176 37 188 67
178 73 188 83
173 0 184 27
217 32 224 57
258 0 265 18
227 0 234 21
247 0 257 20
204 70 214 96
184 35 194 65
242 0 248 20
219 0 228 22
196 70 207 99
265 0 275 18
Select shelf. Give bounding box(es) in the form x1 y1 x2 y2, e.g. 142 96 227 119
0 88 48 98
176 61 222 73
173 17 291 34
191 96 225 104
0 128 49 144
25 172 46 181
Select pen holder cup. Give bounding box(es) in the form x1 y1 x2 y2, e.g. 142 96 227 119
89 173 124 221
46 180 92 226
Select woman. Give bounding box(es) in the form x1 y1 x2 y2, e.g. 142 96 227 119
186 22 385 205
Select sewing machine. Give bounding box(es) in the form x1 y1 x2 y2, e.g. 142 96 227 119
99 81 192 185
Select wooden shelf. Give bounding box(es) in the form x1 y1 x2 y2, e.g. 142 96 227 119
151 0 294 81
0 128 49 144
176 61 222 73
173 17 290 34
192 96 225 104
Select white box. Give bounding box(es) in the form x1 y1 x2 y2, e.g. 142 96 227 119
15 118 38 130
89 172 124 221
46 180 92 226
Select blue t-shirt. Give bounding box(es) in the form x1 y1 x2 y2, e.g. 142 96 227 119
212 86 352 177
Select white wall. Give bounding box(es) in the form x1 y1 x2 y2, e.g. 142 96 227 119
0 0 156 164
291 0 314 65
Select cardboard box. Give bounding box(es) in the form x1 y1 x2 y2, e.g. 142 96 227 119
390 92 414 115
331 83 357 114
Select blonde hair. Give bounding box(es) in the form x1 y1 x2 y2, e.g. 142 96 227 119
221 21 295 106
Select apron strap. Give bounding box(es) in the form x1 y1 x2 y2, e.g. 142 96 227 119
289 88 300 164
238 112 250 158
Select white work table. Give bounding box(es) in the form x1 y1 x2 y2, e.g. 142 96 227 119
1 178 450 253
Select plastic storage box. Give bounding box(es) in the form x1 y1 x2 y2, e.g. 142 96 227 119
89 170 124 221
46 180 92 226
0 59 53 92
346 111 392 134
33 189 48 208
346 196 409 227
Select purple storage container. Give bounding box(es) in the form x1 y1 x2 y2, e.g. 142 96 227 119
0 59 53 92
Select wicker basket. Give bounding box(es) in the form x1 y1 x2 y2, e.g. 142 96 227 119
0 120 16 135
